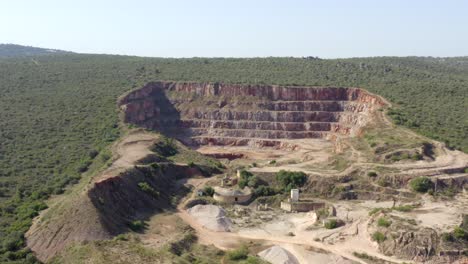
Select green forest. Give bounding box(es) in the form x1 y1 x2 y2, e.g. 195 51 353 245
0 52 467 262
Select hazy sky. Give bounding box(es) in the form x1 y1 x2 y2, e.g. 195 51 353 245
1 0 467 58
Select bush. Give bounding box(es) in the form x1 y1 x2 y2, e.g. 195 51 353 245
77 159 92 173
324 219 338 229
372 231 386 243
275 170 307 192
247 176 259 188
254 185 276 197
393 204 415 212
128 220 145 232
88 149 99 159
238 170 255 189
138 182 159 198
187 161 196 168
203 186 214 197
227 245 249 260
453 227 468 240
442 232 455 242
377 217 392 228
410 177 433 193
151 136 177 156
367 171 378 177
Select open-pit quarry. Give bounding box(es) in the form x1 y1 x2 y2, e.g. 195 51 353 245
27 82 468 264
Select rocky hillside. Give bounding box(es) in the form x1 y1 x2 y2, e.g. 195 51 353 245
120 81 387 147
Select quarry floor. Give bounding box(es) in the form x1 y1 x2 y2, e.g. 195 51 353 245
169 175 468 264
111 129 468 264
27 129 468 263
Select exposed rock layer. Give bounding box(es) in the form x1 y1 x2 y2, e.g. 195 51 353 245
26 164 197 262
120 81 387 147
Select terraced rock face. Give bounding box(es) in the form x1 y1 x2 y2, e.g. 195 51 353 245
120 81 387 147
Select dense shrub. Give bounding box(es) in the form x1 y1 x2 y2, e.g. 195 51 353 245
453 227 468 240
151 136 178 156
367 171 378 177
203 186 214 197
254 185 276 197
275 170 307 192
238 170 256 188
410 177 433 193
324 219 339 229
377 217 392 227
393 205 415 212
227 245 249 260
372 231 386 243
138 182 160 198
128 220 145 232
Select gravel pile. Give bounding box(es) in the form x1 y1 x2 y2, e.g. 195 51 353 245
187 204 232 232
258 245 299 264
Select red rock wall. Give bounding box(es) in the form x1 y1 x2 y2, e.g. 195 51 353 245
120 81 387 146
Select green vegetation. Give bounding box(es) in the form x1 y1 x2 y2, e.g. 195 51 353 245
275 170 307 192
453 227 468 240
377 217 392 228
324 219 339 229
1 52 468 262
128 220 145 232
202 186 215 197
393 204 415 212
367 171 378 177
0 44 71 58
409 177 433 193
353 251 379 262
51 232 224 264
238 170 258 189
137 182 160 198
226 245 249 260
151 136 178 157
442 227 468 242
372 231 386 243
254 185 276 197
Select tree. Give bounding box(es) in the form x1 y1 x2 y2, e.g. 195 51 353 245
275 170 307 192
203 186 214 196
409 177 433 193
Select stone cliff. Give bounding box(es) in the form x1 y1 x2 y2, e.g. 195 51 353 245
120 81 387 147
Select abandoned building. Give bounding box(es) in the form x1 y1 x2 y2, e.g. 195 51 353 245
281 189 325 212
213 186 252 204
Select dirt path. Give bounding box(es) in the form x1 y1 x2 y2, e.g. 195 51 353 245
95 130 159 183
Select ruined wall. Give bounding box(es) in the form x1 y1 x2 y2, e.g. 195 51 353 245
120 81 387 147
280 200 326 212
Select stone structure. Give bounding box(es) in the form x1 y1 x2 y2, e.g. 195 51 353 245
213 186 252 204
281 189 325 212
280 200 326 212
290 189 299 202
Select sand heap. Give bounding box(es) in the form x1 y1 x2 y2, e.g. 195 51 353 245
187 204 232 232
258 246 300 264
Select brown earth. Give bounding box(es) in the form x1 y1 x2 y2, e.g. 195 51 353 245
26 130 203 262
